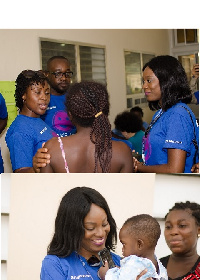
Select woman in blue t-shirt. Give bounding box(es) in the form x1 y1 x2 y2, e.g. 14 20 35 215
40 186 151 280
40 187 121 280
134 55 199 173
5 70 54 172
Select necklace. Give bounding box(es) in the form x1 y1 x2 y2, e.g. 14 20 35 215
78 254 100 280
145 109 163 137
142 109 164 165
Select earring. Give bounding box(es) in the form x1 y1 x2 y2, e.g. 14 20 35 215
198 234 200 238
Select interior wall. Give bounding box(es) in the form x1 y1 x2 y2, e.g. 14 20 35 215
7 173 155 280
0 29 170 172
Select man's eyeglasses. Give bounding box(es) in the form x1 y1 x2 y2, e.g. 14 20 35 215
50 71 73 79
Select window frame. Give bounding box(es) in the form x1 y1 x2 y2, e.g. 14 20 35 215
174 29 199 46
39 37 107 84
124 49 155 109
169 29 199 82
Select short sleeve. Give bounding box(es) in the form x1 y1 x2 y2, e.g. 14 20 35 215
163 110 193 153
40 256 67 280
6 132 35 171
0 93 8 119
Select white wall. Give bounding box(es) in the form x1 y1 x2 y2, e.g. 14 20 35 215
0 29 170 172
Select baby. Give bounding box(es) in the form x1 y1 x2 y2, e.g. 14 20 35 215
100 214 168 280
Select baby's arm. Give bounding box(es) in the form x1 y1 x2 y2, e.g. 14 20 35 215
98 261 119 280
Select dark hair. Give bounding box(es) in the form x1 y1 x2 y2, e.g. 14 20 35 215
130 106 144 117
47 56 70 70
123 214 161 249
47 187 117 257
114 111 143 133
15 70 49 111
66 81 112 173
143 55 192 111
165 201 200 226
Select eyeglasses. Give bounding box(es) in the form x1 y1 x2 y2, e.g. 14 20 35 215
50 71 73 79
22 70 46 79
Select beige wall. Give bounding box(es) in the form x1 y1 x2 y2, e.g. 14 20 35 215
0 29 170 172
7 173 155 280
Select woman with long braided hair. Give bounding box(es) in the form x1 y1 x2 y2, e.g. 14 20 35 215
39 81 133 173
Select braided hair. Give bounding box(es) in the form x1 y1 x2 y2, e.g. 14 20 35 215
15 70 49 111
165 201 200 226
66 81 112 173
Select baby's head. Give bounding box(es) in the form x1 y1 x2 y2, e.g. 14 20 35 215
119 214 161 257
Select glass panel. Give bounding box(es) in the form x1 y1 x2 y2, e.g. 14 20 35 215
127 98 133 108
79 46 106 84
124 51 142 94
135 98 141 105
178 54 196 82
40 40 77 83
186 29 197 43
142 54 155 68
175 29 199 45
177 29 185 43
141 97 147 104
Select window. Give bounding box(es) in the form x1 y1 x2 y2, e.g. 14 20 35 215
178 54 198 82
124 51 155 109
40 39 107 85
175 29 199 45
171 29 199 83
79 46 106 84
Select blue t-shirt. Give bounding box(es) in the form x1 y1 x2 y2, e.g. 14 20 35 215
194 91 199 105
0 93 8 173
0 93 8 120
41 93 76 137
143 121 149 131
112 137 134 150
112 128 124 138
40 251 121 280
143 102 199 173
5 115 54 171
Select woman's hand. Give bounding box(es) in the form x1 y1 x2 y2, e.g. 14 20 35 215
98 261 110 280
136 269 152 280
191 64 199 79
133 157 143 173
191 163 199 173
32 143 50 173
